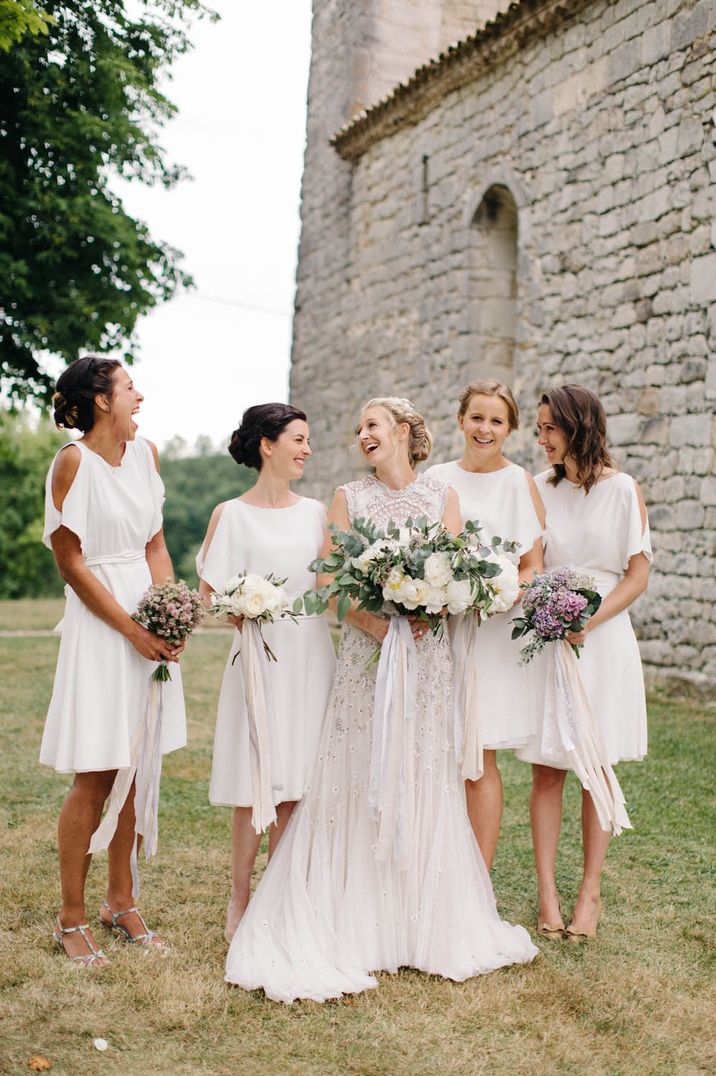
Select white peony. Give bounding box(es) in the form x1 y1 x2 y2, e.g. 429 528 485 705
382 567 408 603
446 577 473 614
241 590 270 618
423 551 452 588
424 584 448 614
487 555 520 613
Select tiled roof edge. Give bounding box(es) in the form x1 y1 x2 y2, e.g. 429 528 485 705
330 0 589 161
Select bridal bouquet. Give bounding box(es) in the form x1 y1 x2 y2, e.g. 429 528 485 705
133 580 204 681
300 515 520 638
510 568 602 664
209 572 294 660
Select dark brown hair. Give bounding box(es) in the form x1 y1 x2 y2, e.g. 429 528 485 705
540 384 614 493
229 402 308 471
457 379 519 430
52 356 122 432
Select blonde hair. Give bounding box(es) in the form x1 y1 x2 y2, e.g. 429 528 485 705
457 379 519 431
361 396 433 466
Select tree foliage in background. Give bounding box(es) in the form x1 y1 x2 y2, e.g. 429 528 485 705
0 0 214 401
0 415 249 597
0 410 66 597
161 448 252 585
0 1 52 52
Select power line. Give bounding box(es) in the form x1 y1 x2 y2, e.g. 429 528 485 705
187 291 292 317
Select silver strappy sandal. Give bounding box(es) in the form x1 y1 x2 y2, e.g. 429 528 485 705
53 918 109 967
100 901 167 949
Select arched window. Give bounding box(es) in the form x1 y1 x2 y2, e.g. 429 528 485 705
468 184 518 383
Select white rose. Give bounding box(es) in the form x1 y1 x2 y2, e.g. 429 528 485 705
487 556 520 613
446 578 473 615
242 591 268 618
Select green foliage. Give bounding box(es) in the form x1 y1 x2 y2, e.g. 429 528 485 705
0 1 52 52
0 0 215 400
0 409 66 597
160 451 253 585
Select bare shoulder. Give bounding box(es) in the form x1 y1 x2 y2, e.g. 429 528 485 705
144 438 160 473
629 476 647 527
524 470 546 527
51 443 82 510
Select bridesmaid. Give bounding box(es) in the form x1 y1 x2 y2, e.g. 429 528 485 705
517 384 651 941
426 380 544 869
196 403 336 941
43 356 186 965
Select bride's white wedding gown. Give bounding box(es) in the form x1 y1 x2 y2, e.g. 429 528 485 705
225 474 538 1003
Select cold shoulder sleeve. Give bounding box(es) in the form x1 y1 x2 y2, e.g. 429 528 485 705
137 438 166 539
623 476 653 568
196 504 235 592
43 444 90 552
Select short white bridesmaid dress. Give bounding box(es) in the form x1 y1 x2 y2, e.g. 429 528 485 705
425 460 543 755
517 470 652 768
41 438 187 773
196 497 336 806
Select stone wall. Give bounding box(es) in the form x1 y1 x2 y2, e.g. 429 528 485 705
290 0 716 696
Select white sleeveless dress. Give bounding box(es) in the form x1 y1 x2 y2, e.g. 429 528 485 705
425 461 543 757
41 438 186 773
224 474 538 1003
517 471 652 768
196 498 336 806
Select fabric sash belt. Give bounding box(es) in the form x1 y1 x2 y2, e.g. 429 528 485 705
84 550 146 568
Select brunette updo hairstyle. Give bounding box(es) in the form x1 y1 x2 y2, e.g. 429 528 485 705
457 378 519 431
229 402 308 471
52 355 122 432
362 396 433 467
541 383 614 493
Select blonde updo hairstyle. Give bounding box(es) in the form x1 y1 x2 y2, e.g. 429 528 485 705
457 378 519 431
361 396 433 467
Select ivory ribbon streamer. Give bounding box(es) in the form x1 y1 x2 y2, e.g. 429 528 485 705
240 619 281 834
89 675 165 897
368 617 418 868
452 615 484 781
543 639 632 836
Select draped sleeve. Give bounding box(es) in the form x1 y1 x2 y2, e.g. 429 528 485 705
42 444 90 552
137 437 166 540
623 476 653 568
196 503 235 593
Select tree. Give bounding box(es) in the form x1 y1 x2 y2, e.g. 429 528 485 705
0 1 52 52
0 0 214 401
0 409 66 597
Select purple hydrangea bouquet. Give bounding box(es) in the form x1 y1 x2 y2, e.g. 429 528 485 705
510 568 601 664
133 580 204 680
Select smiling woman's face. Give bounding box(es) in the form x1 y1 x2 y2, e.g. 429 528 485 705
356 405 406 466
458 392 512 462
104 366 144 439
536 403 569 464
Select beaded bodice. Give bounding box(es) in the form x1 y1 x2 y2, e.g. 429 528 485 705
341 474 448 529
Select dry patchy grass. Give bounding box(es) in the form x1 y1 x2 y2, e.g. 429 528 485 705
0 611 714 1075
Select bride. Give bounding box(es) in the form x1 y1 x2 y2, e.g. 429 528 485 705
225 397 537 1002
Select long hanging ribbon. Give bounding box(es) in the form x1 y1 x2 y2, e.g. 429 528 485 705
452 615 484 781
89 673 166 897
240 620 282 834
368 617 418 868
543 639 632 836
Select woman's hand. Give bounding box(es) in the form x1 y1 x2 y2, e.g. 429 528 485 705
408 615 431 642
228 614 244 633
565 622 591 647
128 621 181 662
358 612 389 644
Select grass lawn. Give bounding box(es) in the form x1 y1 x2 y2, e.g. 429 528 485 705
0 602 713 1075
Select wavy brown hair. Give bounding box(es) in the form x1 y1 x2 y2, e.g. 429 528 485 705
541 384 614 493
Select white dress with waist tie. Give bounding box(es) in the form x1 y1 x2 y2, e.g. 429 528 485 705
40 437 186 773
517 470 652 768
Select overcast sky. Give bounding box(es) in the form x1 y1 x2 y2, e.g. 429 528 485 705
106 1 313 452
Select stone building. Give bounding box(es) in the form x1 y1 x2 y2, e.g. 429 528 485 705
289 0 716 696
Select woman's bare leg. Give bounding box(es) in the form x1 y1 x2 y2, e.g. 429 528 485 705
225 806 261 942
268 800 298 859
568 789 610 934
530 764 568 928
56 770 115 959
465 751 502 870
